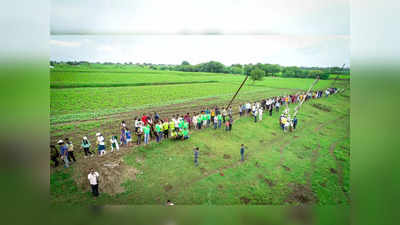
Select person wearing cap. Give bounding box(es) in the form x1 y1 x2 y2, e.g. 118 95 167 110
88 168 100 197
81 136 93 158
58 140 69 168
65 138 76 163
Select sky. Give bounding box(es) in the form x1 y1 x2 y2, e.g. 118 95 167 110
50 0 350 67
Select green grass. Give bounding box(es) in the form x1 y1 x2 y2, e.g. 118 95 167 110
51 91 350 205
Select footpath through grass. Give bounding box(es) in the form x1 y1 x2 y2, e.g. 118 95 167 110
51 91 350 205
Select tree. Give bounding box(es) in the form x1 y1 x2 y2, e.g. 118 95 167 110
181 61 190 66
250 68 265 83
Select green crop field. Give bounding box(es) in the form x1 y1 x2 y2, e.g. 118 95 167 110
50 64 350 206
50 64 333 123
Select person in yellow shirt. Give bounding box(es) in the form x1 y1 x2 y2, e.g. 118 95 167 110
163 119 169 139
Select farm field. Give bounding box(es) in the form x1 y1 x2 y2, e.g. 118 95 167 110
51 89 350 205
50 65 334 124
50 64 350 206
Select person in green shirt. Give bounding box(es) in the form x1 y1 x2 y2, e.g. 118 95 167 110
206 113 211 127
197 114 202 129
177 129 183 140
155 122 162 142
202 113 207 128
183 121 189 129
183 128 189 140
143 125 150 144
217 114 222 128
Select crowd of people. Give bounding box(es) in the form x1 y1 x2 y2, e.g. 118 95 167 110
51 87 340 196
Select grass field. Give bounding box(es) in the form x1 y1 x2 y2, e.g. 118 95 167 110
50 64 350 205
51 90 350 206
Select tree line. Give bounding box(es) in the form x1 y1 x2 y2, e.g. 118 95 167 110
51 60 349 80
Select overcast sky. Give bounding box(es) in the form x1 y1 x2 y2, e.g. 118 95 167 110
50 0 350 67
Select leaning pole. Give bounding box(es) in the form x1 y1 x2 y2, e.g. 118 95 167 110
225 66 249 109
292 76 320 118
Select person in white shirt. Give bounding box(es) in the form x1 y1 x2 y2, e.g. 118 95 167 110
246 102 251 114
88 168 100 197
192 115 197 129
258 107 263 121
134 118 140 132
96 133 106 156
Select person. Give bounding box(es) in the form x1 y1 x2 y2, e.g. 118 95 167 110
50 145 59 167
81 136 93 158
275 101 280 112
110 135 119 152
126 128 132 147
154 111 160 121
246 102 251 114
166 200 174 206
217 113 222 128
240 144 245 162
225 119 230 131
143 124 150 145
258 107 263 121
65 138 76 163
171 129 177 140
163 119 169 139
58 140 69 168
202 112 207 128
177 129 183 140
253 107 258 123
239 104 243 117
193 147 199 167
134 117 140 132
228 106 232 117
206 111 211 127
96 133 106 156
211 109 215 125
155 122 162 143
136 123 143 145
293 116 298 130
141 113 147 125
228 116 233 131
281 116 287 131
183 128 189 140
197 113 202 129
88 168 100 197
213 114 218 129
222 108 227 123
120 127 127 146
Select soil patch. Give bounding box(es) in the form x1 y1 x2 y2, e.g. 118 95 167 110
73 154 141 195
218 184 224 189
271 132 277 136
285 183 318 204
258 174 275 187
223 154 231 159
282 165 291 171
164 184 173 192
330 168 337 174
240 196 251 205
312 103 331 112
200 167 207 175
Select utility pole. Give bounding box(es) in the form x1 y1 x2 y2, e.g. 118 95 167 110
226 65 249 109
292 76 320 118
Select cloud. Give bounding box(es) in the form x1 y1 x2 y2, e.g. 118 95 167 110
97 45 114 52
50 39 81 47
